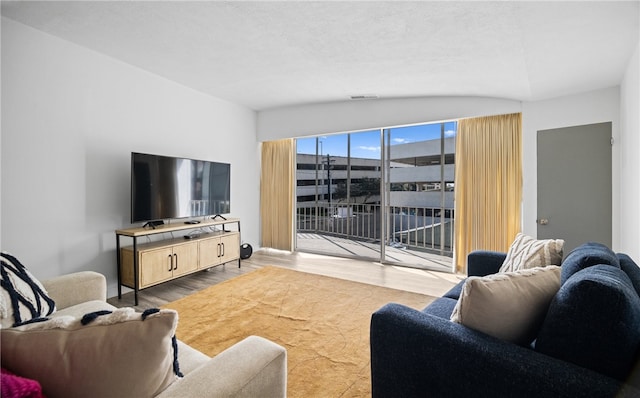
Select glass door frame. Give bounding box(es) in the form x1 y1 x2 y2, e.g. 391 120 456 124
295 121 455 271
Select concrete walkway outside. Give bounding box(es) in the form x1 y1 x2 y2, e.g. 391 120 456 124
296 233 453 273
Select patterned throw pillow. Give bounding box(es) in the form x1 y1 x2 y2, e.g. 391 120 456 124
0 252 56 328
499 233 564 273
1 308 182 397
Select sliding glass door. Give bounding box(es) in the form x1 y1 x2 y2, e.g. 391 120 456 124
295 121 456 271
383 122 456 268
296 131 382 258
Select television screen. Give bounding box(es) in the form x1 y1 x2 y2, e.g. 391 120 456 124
131 152 230 223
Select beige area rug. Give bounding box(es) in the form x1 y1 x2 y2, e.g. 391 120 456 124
163 266 435 397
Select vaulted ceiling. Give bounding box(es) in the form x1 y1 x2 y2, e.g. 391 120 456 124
2 1 638 111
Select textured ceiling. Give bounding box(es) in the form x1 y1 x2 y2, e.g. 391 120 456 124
2 1 639 111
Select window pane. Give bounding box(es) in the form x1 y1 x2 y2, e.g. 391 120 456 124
295 120 456 271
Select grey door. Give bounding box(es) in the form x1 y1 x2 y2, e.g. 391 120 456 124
537 122 612 255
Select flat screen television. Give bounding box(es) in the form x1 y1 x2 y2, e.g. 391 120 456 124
131 152 230 223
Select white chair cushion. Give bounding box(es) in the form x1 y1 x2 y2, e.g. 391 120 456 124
1 307 181 397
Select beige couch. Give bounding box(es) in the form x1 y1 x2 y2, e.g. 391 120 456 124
1 271 287 398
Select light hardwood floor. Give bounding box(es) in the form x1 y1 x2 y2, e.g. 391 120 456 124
107 248 464 311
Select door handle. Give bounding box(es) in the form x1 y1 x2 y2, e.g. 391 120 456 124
537 218 549 225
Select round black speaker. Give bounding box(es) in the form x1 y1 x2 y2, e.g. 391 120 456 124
240 243 253 259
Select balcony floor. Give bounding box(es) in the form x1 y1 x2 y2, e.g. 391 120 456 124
296 232 453 273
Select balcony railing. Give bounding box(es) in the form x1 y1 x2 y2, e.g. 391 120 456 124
296 203 454 256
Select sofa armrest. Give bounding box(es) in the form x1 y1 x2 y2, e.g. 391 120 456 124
157 336 287 398
41 271 107 310
370 303 637 398
467 250 507 276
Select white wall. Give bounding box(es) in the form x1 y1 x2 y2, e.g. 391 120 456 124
521 87 621 248
258 86 630 253
1 18 260 297
620 42 640 260
3 15 636 294
257 96 522 140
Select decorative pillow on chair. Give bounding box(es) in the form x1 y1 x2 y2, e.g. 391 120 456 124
0 252 56 328
1 307 182 398
1 367 45 398
499 233 564 273
451 266 561 345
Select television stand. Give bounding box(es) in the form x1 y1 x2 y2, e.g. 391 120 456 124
115 217 241 305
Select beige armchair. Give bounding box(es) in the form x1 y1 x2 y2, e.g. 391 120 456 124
2 271 287 398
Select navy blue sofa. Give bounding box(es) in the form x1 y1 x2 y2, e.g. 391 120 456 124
370 243 640 397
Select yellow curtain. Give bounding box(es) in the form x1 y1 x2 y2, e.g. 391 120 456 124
260 139 295 251
454 113 522 273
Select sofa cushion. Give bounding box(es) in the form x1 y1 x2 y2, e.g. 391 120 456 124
499 233 564 273
442 281 464 300
560 242 620 284
175 340 210 376
535 265 640 381
618 253 640 297
0 252 56 328
467 250 508 277
422 297 458 319
450 266 561 345
1 307 181 398
51 299 116 319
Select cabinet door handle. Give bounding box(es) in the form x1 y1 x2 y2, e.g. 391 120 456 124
173 253 178 270
221 243 225 257
168 254 173 271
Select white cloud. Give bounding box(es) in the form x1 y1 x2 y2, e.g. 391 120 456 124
445 130 456 137
358 145 380 152
393 138 411 144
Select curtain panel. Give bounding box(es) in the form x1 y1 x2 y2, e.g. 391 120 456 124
454 113 522 273
260 139 295 251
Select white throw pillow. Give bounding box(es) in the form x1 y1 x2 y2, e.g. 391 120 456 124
1 307 181 398
499 233 564 273
450 266 561 345
0 252 56 328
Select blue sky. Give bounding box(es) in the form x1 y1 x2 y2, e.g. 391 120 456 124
297 121 457 159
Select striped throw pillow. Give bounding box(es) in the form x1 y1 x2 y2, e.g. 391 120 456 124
0 252 56 328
